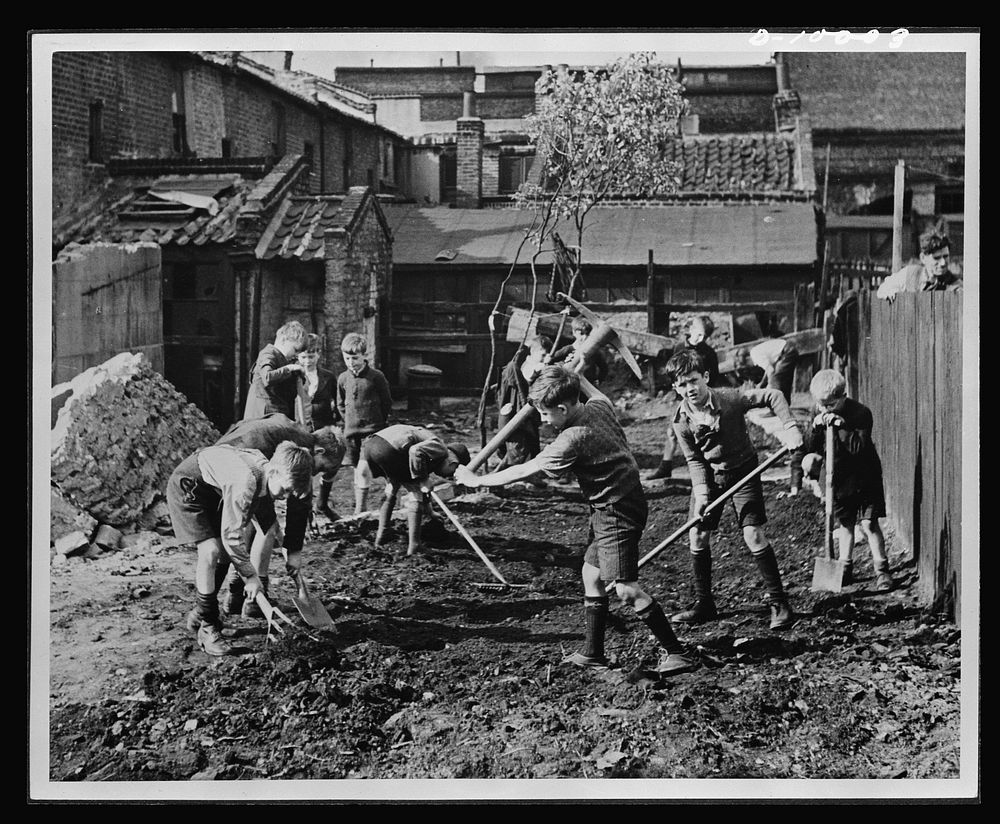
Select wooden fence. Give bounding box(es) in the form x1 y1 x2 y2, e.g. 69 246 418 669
857 291 963 617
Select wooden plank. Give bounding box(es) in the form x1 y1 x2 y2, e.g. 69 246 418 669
505 307 675 357
949 293 963 616
917 295 936 601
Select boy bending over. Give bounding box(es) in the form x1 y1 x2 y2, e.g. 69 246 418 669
363 425 471 556
166 440 314 655
666 349 803 631
455 365 695 676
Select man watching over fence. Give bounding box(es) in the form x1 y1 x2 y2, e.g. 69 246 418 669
876 230 963 300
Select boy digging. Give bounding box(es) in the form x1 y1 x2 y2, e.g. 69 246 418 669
666 349 803 631
455 365 695 676
166 440 314 655
801 370 894 591
336 332 393 515
363 425 471 556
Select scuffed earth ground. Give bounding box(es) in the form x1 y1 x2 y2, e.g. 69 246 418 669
44 398 963 793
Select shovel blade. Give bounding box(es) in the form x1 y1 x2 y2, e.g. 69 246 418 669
811 558 848 593
292 576 335 629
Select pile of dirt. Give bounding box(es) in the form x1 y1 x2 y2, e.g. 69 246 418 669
51 352 220 533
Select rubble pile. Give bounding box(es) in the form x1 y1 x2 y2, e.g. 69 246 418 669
51 352 220 532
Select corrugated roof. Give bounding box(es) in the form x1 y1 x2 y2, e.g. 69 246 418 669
384 203 817 267
786 52 966 133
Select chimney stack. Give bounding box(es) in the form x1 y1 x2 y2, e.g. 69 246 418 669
456 115 484 209
283 51 293 71
462 91 476 117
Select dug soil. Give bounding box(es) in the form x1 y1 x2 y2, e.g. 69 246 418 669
45 396 961 787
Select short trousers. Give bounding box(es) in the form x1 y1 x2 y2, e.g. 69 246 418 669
344 433 368 467
692 457 767 530
583 488 647 582
833 492 886 526
166 454 276 545
362 434 410 483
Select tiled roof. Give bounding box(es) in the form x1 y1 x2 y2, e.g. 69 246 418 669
256 187 389 261
61 176 256 248
383 202 817 267
664 133 797 193
785 52 966 132
256 196 346 261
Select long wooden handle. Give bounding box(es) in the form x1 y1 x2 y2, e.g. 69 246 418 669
825 425 836 560
430 490 509 585
605 447 791 593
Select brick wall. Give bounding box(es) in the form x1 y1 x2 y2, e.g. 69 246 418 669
482 146 500 197
477 94 535 120
687 93 776 133
421 95 465 122
335 67 474 95
51 52 178 222
456 118 484 208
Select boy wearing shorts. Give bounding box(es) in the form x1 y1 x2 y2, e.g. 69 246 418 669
456 365 695 676
166 440 313 656
801 370 894 591
666 349 803 631
363 424 471 556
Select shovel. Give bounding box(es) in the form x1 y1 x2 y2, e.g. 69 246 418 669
605 446 791 594
810 424 847 592
290 570 335 629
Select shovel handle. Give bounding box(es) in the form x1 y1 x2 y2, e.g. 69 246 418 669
824 425 836 560
605 446 791 594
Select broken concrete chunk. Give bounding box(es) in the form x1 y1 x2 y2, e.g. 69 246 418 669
94 524 123 551
54 530 91 556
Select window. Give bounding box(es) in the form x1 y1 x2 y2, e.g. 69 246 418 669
936 185 964 215
271 102 286 157
88 101 103 163
171 72 189 155
302 141 314 167
440 150 457 203
499 155 533 194
221 138 234 159
382 141 395 184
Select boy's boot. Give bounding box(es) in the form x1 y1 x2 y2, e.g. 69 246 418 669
241 576 269 619
872 560 895 592
672 552 718 624
647 459 673 481
637 600 697 676
317 478 338 521
355 487 370 516
564 596 610 669
752 546 795 630
188 592 231 656
840 559 854 586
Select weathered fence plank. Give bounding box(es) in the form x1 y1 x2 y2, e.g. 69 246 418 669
857 290 962 617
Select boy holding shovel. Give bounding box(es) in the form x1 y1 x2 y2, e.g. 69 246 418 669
801 370 894 591
455 365 696 676
665 349 803 631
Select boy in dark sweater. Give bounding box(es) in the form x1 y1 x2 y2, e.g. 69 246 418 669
363 425 471 556
666 349 803 631
243 320 310 421
801 369 894 591
336 332 393 515
456 365 695 676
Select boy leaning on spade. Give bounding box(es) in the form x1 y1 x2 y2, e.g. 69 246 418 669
665 348 803 632
455 365 697 677
801 369 894 592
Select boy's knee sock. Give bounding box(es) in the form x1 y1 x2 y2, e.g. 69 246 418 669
581 596 609 659
355 486 370 514
690 551 713 602
636 600 685 655
213 559 232 596
750 545 786 601
195 591 221 629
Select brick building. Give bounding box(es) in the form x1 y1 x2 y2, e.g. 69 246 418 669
52 51 412 250
779 51 966 269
